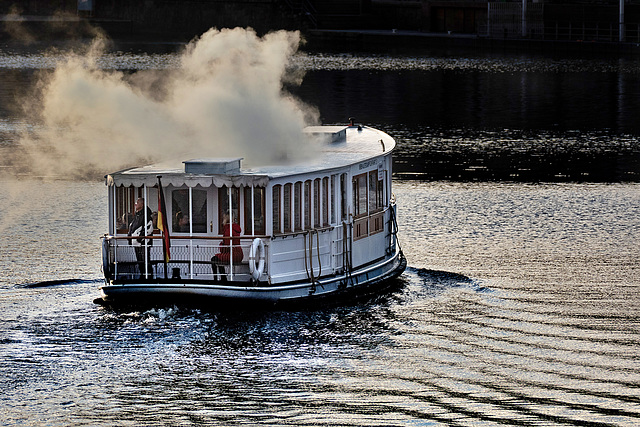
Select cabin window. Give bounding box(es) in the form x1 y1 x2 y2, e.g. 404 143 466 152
322 177 329 226
192 189 207 233
115 186 138 232
272 185 281 234
294 181 302 231
377 171 385 209
283 183 292 233
304 180 311 229
330 175 336 224
340 174 348 221
148 188 159 226
353 173 368 218
219 186 240 233
172 188 207 233
368 170 384 213
244 187 265 235
115 186 158 233
313 178 321 228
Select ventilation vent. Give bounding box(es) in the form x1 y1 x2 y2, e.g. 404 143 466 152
304 126 348 143
183 158 242 174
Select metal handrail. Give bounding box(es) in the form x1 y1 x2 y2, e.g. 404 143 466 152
110 234 269 240
104 236 268 282
272 225 333 238
105 206 395 283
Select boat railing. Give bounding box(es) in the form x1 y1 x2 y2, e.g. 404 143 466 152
103 204 397 284
102 235 269 283
266 205 395 283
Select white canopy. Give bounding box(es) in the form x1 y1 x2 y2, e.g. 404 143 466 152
106 173 269 188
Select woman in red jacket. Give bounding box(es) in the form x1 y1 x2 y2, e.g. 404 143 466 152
211 213 243 281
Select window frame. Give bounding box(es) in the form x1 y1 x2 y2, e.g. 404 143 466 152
272 184 282 235
283 183 292 233
244 186 266 236
352 172 368 218
294 181 302 231
218 186 240 234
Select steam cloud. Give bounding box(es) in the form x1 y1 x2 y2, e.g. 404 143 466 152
15 28 319 179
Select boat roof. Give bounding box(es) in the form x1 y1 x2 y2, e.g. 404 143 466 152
106 125 396 187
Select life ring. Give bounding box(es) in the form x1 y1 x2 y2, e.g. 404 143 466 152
249 238 265 281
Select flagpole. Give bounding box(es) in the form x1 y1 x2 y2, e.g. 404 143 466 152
143 184 148 279
157 175 169 280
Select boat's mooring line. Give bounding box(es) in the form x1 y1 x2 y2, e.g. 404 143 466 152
314 229 322 287
303 229 324 295
303 231 315 293
389 202 403 257
342 221 355 289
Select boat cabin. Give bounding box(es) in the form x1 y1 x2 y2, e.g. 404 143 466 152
101 124 401 296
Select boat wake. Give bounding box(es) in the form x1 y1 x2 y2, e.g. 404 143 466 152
101 306 183 325
388 266 488 307
411 267 473 284
20 278 99 288
406 266 487 291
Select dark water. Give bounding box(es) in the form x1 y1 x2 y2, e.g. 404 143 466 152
1 44 639 426
294 63 640 182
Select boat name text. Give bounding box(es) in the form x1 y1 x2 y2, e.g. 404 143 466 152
359 160 378 170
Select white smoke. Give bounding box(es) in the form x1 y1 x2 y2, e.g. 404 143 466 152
16 28 319 179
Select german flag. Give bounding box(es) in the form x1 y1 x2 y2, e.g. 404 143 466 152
157 176 171 263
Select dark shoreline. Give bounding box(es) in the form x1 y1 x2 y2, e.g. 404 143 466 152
305 29 640 56
2 14 640 57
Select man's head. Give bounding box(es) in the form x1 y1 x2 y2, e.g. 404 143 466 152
135 198 145 212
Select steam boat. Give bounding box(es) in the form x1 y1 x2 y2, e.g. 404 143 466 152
98 123 405 306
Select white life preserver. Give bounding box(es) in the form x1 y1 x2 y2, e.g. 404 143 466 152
249 238 265 281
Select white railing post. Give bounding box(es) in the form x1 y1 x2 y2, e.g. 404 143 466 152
189 187 193 279
111 183 116 237
251 186 255 236
114 239 118 278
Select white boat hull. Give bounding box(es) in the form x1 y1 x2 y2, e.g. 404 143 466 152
98 248 405 307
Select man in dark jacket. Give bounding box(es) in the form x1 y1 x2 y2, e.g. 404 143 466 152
128 197 154 278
